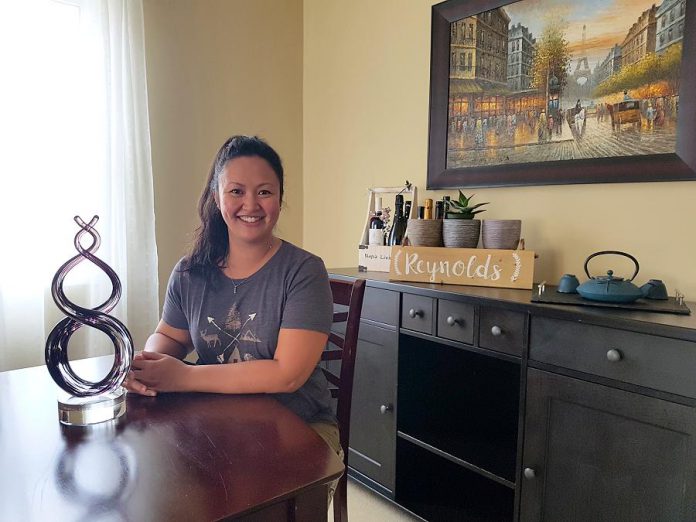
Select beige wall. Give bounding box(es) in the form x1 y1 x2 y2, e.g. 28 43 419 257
143 0 303 305
143 0 696 301
304 0 696 296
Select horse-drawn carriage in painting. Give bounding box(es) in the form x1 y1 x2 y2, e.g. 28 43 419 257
607 100 642 131
565 105 587 135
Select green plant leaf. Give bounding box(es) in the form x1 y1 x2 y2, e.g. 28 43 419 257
446 193 488 218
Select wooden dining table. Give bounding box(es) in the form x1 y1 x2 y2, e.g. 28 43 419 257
0 357 344 521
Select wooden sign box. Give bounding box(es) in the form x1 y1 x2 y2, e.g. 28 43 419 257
389 246 535 290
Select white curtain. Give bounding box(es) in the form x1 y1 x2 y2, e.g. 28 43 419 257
0 0 159 371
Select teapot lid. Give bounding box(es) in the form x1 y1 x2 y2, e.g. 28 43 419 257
594 270 624 282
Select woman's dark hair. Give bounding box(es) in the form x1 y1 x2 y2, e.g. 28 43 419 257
182 135 284 278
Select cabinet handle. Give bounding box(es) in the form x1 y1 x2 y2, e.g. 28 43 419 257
380 404 393 415
523 467 536 480
606 349 623 362
491 325 502 336
446 316 462 327
408 308 423 318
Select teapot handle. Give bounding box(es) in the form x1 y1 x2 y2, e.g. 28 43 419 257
584 251 640 281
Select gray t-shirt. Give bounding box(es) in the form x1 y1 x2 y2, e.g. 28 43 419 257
162 241 335 424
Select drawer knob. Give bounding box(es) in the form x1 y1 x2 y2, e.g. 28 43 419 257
523 467 536 480
491 325 502 336
408 308 423 318
380 404 393 415
446 316 462 327
606 349 623 362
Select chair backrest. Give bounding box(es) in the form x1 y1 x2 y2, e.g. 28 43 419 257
321 278 366 460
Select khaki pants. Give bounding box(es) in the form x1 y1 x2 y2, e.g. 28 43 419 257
310 421 344 506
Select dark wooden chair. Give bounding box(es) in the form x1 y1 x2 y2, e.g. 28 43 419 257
321 278 366 522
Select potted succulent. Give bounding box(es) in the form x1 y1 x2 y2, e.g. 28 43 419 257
445 191 489 219
443 191 488 248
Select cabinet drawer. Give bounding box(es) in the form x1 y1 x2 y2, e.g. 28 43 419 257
437 299 474 344
479 308 526 357
530 316 696 398
361 287 399 326
401 294 435 334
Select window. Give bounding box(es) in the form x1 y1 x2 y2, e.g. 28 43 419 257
1 1 100 289
0 0 158 371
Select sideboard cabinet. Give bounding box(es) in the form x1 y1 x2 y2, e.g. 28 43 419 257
329 269 696 522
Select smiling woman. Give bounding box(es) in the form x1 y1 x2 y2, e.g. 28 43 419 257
216 156 282 252
124 135 337 420
0 0 158 371
123 136 342 501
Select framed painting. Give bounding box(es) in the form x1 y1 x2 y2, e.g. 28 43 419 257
427 0 696 188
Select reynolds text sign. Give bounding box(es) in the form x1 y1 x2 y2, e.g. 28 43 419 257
389 246 534 289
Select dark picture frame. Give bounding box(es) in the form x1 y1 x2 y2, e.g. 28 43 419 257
427 0 696 188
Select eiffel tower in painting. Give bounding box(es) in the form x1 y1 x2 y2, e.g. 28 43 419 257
573 25 592 89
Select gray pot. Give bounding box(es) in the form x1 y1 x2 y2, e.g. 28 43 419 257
406 219 442 247
442 219 480 248
481 219 521 250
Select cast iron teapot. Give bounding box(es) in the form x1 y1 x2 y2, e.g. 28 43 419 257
576 251 643 303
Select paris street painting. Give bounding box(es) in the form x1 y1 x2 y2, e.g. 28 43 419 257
446 0 686 169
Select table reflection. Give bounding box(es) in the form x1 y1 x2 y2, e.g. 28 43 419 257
54 422 136 522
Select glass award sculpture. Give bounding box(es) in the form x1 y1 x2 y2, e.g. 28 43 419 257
45 216 134 426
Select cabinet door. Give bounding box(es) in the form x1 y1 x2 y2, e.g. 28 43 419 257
348 321 397 492
521 369 696 522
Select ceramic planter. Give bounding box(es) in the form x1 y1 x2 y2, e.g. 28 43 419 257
405 219 442 247
481 219 521 250
442 219 480 248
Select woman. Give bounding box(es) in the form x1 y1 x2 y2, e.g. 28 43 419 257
125 135 339 454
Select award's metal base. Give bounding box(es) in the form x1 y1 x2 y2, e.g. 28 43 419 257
58 388 126 426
